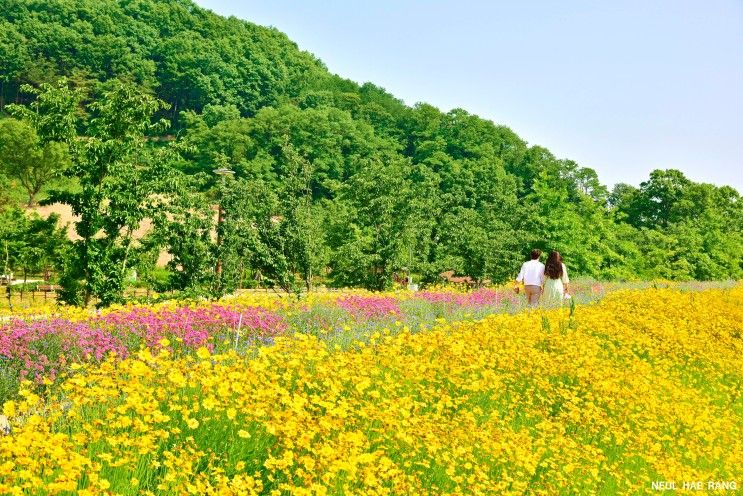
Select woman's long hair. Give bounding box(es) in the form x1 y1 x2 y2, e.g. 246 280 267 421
544 251 563 279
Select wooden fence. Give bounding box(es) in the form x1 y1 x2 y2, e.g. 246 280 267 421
0 286 166 309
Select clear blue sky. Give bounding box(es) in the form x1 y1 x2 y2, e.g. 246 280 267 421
196 0 743 192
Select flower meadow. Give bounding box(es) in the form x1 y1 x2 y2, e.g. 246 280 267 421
0 286 549 402
0 283 741 494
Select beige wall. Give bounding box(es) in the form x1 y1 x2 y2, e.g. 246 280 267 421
28 203 221 268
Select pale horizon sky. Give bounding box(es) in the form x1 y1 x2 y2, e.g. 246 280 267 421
196 0 743 192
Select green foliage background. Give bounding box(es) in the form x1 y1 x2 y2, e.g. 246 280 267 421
0 0 741 302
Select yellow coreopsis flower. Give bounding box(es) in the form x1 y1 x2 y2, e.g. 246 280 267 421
2 402 15 418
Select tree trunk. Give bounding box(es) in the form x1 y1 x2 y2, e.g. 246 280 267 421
83 240 92 307
305 265 312 293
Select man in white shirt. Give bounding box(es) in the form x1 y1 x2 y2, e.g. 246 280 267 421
514 249 545 306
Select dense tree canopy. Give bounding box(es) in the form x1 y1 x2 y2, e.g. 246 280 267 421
0 0 740 300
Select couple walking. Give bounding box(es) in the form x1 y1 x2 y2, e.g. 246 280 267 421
514 249 570 306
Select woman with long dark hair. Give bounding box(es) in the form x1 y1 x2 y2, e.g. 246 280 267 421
542 251 570 305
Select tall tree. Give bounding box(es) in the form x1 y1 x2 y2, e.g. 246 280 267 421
327 152 414 290
12 79 186 306
0 208 69 284
0 118 70 206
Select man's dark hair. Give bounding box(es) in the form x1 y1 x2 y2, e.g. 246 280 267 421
530 249 542 260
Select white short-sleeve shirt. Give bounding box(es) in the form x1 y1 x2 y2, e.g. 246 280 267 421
516 260 545 286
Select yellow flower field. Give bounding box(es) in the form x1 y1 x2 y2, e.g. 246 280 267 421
0 286 741 495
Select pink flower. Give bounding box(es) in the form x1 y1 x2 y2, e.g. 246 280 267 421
337 296 401 319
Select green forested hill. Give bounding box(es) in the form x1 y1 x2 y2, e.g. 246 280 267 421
0 0 741 299
0 0 326 113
